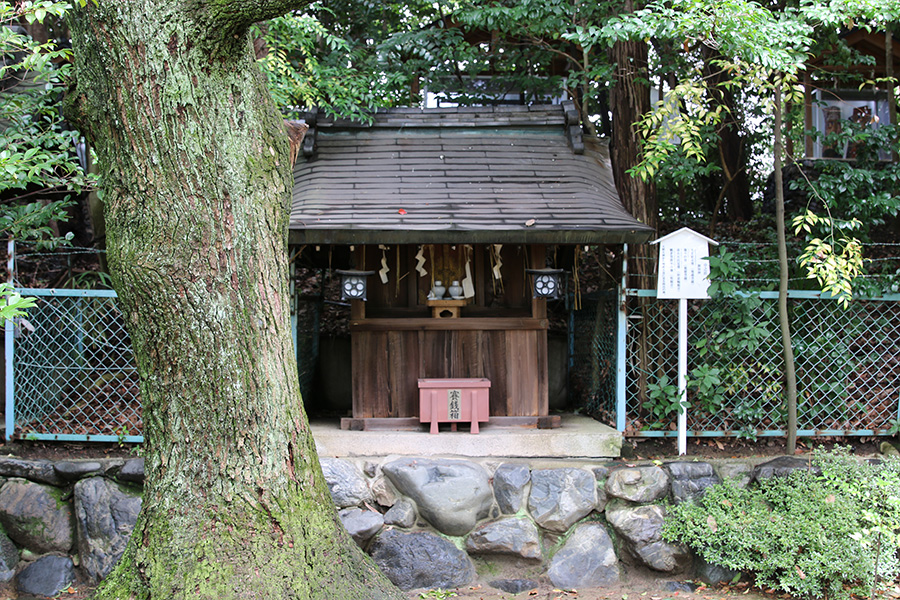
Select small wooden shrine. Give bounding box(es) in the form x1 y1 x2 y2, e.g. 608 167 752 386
289 104 653 430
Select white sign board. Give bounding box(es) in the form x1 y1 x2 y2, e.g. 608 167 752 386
652 228 718 300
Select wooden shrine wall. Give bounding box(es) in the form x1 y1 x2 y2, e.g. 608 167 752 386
350 319 549 419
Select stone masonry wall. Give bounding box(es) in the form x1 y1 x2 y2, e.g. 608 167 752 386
0 456 143 597
0 454 815 595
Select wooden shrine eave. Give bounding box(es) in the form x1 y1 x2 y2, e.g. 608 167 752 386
288 226 653 246
289 104 653 246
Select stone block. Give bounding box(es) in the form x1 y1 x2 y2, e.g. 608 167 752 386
606 503 690 573
117 458 145 483
606 466 669 503
528 468 596 533
338 507 383 549
752 457 818 481
320 458 373 508
74 477 142 581
466 517 541 559
383 458 492 536
493 463 530 515
0 478 73 553
0 458 63 486
369 530 474 591
383 499 416 529
17 555 74 598
664 461 720 504
548 522 619 588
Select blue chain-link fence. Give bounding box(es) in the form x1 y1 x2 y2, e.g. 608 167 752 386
8 286 900 441
617 290 900 437
4 288 142 442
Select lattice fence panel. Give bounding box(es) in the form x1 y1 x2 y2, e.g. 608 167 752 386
12 293 141 438
625 294 900 436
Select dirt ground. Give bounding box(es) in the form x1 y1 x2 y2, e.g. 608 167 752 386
6 577 900 600
404 578 900 600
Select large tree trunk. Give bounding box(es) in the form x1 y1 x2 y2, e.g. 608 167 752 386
65 2 402 599
699 45 753 225
609 0 657 285
608 0 657 409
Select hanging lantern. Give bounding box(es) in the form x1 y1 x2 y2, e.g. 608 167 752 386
336 270 375 301
526 268 564 300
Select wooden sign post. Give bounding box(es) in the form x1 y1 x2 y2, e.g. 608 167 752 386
651 228 718 455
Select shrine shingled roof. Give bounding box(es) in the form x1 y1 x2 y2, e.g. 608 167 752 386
288 104 654 245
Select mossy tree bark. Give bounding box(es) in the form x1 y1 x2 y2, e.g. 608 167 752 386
65 2 403 598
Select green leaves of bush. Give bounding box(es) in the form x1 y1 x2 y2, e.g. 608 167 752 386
663 449 900 599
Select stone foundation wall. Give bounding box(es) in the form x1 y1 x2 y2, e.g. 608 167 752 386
0 454 814 595
0 456 144 597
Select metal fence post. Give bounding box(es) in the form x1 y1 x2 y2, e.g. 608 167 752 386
5 239 14 440
4 317 13 441
616 244 628 432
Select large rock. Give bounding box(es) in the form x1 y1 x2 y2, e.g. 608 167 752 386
0 529 17 582
547 523 619 588
493 463 530 515
17 555 74 598
383 458 492 536
320 458 373 508
716 462 753 487
528 468 596 533
466 517 541 559
490 579 539 594
664 462 720 504
752 457 818 481
606 503 690 572
117 458 145 483
696 556 741 585
370 476 397 508
606 466 669 503
0 458 63 486
369 530 474 591
383 499 416 528
53 461 104 482
74 477 142 581
338 507 383 549
0 478 73 553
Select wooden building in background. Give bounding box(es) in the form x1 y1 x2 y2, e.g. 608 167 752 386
289 104 653 430
803 28 899 160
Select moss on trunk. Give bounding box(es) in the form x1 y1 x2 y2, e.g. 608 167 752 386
65 2 403 598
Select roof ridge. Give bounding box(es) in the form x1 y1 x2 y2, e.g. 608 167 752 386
319 104 567 129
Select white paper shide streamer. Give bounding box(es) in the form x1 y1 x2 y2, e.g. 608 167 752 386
462 245 475 298
492 244 503 280
378 244 390 284
415 245 427 278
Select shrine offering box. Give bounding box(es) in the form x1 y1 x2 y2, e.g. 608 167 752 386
418 378 490 434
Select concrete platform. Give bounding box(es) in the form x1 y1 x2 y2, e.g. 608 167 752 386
311 414 622 459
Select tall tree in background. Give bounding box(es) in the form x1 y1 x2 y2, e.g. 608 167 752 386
608 0 657 288
64 1 402 598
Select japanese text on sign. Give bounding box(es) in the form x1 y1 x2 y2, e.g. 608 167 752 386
655 229 714 299
447 389 461 420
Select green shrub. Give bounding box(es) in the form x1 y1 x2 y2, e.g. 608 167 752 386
662 449 900 599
